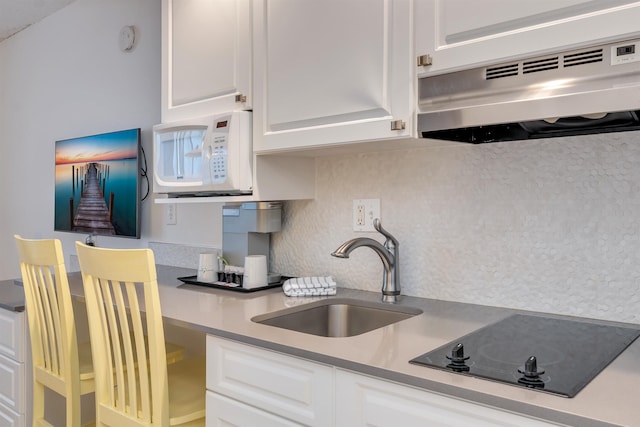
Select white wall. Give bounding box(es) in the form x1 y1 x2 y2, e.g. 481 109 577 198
272 132 640 323
0 0 220 279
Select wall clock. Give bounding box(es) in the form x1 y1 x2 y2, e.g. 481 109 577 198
119 25 136 51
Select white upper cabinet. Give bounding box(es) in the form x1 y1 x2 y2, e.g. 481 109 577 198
161 0 252 122
416 0 640 76
253 0 413 153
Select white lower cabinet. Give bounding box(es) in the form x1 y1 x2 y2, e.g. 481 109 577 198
206 335 333 426
0 407 21 427
0 309 29 427
206 336 563 427
0 354 24 414
206 391 301 426
335 369 562 427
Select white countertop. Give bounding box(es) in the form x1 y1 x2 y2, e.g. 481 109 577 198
57 266 640 426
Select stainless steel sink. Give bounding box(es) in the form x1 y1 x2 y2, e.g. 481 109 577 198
251 298 423 337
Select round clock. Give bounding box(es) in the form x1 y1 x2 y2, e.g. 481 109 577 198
119 25 136 51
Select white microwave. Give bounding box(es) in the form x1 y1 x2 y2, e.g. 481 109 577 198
152 111 252 196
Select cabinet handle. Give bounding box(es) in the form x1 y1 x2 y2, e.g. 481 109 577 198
235 94 247 103
417 54 433 67
390 120 406 131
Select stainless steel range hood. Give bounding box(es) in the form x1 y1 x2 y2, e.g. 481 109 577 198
417 38 640 143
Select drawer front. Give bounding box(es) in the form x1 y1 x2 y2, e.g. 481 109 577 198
0 355 24 414
336 370 562 427
206 391 302 427
0 401 21 427
206 336 333 427
0 311 24 362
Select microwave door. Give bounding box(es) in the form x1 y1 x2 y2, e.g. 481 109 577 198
171 129 205 185
183 130 203 179
175 131 185 180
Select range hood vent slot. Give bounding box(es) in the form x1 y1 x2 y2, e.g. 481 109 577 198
484 48 605 81
563 48 603 67
485 63 518 80
523 56 559 74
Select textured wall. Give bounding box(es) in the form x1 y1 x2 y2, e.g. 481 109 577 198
272 131 640 323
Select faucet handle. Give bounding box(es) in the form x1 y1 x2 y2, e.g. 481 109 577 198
373 219 398 248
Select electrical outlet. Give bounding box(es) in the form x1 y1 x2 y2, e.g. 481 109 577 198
165 203 177 225
353 199 380 232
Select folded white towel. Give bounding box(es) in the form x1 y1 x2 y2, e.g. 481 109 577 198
283 276 337 297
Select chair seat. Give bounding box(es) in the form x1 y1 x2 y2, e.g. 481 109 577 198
78 340 185 381
165 341 186 365
103 355 206 426
167 355 206 425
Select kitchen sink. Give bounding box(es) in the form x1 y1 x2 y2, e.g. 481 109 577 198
251 298 423 337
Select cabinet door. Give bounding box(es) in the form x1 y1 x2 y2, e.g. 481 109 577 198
206 391 302 427
253 0 413 153
0 311 24 362
336 370 561 427
161 0 252 122
0 355 23 415
416 0 640 75
206 335 333 426
0 403 21 427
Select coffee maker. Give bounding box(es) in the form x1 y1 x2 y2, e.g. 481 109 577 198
222 202 282 283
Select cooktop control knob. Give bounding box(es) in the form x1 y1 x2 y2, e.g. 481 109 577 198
518 356 545 388
446 343 470 372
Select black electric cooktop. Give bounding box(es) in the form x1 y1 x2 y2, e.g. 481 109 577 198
410 314 640 397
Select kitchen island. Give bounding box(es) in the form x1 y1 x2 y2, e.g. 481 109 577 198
3 266 639 426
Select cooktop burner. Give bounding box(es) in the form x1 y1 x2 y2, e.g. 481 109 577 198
410 314 640 397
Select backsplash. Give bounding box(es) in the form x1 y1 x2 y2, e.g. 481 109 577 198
148 242 221 269
68 242 219 272
271 131 640 324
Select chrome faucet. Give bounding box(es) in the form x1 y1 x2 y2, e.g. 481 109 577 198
331 219 400 302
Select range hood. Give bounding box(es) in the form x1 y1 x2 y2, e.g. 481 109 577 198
417 38 640 143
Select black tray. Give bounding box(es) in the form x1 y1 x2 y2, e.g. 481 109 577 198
177 275 284 293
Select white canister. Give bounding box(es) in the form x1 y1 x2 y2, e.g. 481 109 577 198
243 255 268 289
197 253 217 283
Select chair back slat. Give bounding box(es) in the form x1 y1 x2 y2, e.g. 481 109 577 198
100 280 130 412
111 281 137 414
26 265 52 371
76 242 168 426
125 282 152 420
40 266 62 375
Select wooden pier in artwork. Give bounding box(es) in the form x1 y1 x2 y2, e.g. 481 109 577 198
72 163 116 235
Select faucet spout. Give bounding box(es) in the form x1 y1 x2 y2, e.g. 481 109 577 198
331 219 400 302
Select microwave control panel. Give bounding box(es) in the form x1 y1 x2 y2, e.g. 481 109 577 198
206 134 228 184
205 118 231 184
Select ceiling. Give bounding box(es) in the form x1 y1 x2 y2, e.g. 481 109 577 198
0 0 76 42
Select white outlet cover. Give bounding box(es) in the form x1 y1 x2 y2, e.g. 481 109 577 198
353 199 380 232
165 203 177 225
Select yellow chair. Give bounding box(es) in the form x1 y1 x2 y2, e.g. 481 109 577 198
15 236 186 427
75 242 205 427
15 235 95 427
